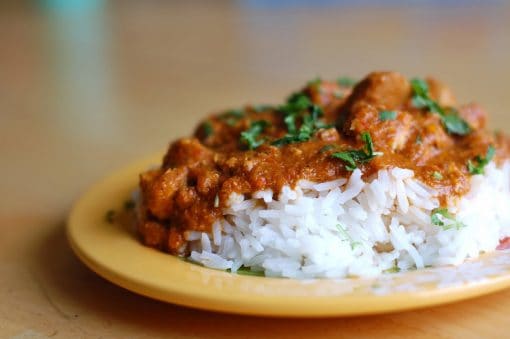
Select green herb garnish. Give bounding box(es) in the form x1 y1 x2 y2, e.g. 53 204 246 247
331 132 382 171
219 109 244 126
336 224 361 250
202 121 214 137
337 76 357 87
240 120 269 150
272 93 330 146
384 266 401 273
124 199 135 210
105 210 115 223
410 78 471 136
319 144 335 153
432 171 443 180
430 208 466 230
282 92 312 130
232 266 265 277
252 104 273 113
307 77 322 87
379 110 397 121
415 135 422 145
467 145 495 175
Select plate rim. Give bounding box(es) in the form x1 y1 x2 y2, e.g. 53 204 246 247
67 155 510 317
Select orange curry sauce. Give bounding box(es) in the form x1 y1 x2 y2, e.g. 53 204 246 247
138 72 510 254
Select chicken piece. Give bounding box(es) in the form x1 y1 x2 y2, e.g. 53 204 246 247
137 220 167 249
346 102 414 151
340 72 413 151
189 166 220 196
140 167 188 219
407 114 454 165
344 71 411 110
163 138 214 168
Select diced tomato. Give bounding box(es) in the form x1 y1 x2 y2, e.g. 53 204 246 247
497 237 510 250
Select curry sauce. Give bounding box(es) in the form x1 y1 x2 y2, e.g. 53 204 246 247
138 72 510 254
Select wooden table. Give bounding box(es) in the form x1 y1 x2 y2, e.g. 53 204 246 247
2 2 510 338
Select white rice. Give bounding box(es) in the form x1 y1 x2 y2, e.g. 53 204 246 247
187 161 510 279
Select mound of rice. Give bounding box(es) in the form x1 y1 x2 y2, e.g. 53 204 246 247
186 162 510 279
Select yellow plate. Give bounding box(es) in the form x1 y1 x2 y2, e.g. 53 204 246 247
67 154 510 317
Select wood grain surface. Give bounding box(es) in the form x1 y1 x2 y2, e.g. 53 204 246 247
1 2 510 338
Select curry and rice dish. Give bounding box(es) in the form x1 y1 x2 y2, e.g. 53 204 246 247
137 71 510 278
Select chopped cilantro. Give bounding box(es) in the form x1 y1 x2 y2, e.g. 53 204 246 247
124 199 135 210
232 266 265 277
319 144 335 153
219 109 244 126
240 120 269 150
105 210 115 223
307 77 322 87
336 224 361 250
202 121 214 137
286 92 313 111
467 145 495 175
379 110 397 121
442 109 471 135
337 76 357 87
252 104 273 113
225 109 244 117
272 93 331 146
410 78 471 136
384 266 401 273
334 92 343 99
415 135 422 145
278 93 312 133
331 132 382 171
432 171 443 180
431 208 466 230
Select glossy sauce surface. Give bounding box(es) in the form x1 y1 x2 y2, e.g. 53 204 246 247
138 72 510 254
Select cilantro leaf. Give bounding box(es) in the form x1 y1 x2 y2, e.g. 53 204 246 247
285 92 312 112
219 109 244 126
272 91 330 146
442 109 471 135
415 135 422 145
431 208 466 230
232 266 265 277
336 224 361 250
105 210 115 224
379 110 397 121
252 104 273 113
307 77 322 87
410 78 429 98
201 121 214 137
384 266 401 273
432 171 443 180
331 132 381 171
240 120 269 150
124 199 135 210
332 151 358 171
410 78 471 136
467 145 495 175
319 144 335 153
337 76 357 87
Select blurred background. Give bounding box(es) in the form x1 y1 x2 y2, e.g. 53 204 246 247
2 1 510 337
2 0 510 227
